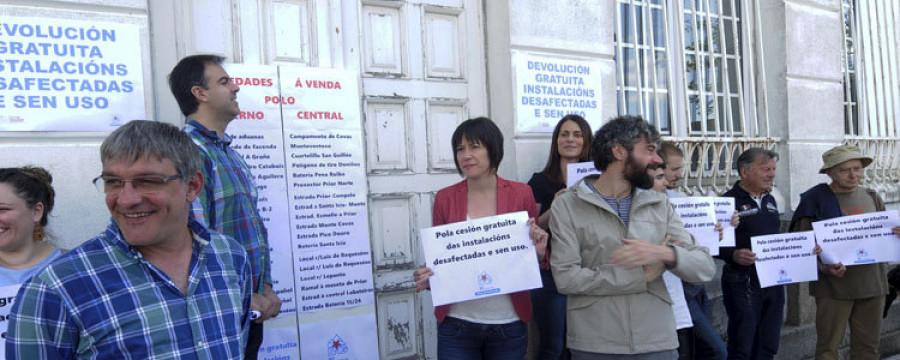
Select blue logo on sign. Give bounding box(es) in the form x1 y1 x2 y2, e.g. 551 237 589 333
475 271 500 296
328 334 349 360
854 248 875 264
776 268 792 284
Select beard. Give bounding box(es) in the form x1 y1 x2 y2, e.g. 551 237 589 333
625 153 655 190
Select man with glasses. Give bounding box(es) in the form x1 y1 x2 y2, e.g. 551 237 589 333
169 54 281 359
7 120 251 359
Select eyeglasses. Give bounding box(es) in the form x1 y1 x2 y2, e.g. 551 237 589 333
92 173 183 194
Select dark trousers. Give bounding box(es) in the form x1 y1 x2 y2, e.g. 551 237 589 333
721 267 784 360
437 317 528 359
684 283 727 360
246 322 264 360
532 272 568 360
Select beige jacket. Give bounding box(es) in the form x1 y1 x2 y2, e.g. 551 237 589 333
549 176 716 354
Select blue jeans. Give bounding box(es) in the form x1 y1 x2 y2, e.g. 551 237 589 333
531 272 567 360
683 283 727 360
721 266 784 360
438 317 527 360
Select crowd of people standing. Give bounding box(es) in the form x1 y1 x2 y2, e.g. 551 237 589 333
1 52 899 359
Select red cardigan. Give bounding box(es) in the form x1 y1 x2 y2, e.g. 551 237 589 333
431 176 539 323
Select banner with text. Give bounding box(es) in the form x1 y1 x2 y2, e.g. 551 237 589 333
813 210 900 265
221 65 376 360
751 231 817 288
223 64 299 360
513 51 603 133
0 17 145 131
669 197 720 255
420 211 542 306
277 67 376 360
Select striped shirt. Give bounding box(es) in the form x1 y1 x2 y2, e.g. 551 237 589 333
6 219 251 360
587 181 634 226
184 119 271 293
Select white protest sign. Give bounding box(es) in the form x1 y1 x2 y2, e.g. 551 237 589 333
566 161 601 188
813 210 900 265
661 272 692 329
0 284 21 355
751 231 818 288
669 197 720 256
714 198 736 247
512 51 603 133
0 17 145 131
420 211 542 306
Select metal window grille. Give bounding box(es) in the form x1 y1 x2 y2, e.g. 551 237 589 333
615 0 673 134
841 0 860 136
615 0 778 195
843 0 900 202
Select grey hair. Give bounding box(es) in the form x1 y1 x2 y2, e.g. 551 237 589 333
591 115 661 171
100 120 201 178
735 147 779 175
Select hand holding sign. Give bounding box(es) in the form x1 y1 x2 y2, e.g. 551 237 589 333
413 265 433 292
528 218 549 259
732 249 758 266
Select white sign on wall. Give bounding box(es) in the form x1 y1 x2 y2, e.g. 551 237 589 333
222 64 377 360
512 51 603 133
0 17 145 131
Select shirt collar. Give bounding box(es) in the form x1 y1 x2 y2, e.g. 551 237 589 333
185 118 232 147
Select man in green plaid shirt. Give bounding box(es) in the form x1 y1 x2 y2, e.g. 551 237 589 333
169 54 282 359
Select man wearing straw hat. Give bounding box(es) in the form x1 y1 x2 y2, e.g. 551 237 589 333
790 145 900 360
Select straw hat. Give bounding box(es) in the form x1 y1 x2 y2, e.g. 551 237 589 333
818 145 873 174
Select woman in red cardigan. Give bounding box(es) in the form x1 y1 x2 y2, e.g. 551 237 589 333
414 117 547 359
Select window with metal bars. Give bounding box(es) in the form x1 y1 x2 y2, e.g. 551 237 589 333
615 0 776 195
841 0 900 201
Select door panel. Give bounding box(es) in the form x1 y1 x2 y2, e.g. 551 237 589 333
359 1 485 358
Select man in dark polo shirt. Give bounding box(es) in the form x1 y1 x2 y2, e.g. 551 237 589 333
790 145 900 360
719 148 783 360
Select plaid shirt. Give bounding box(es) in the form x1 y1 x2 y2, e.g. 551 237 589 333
184 119 271 293
6 219 251 360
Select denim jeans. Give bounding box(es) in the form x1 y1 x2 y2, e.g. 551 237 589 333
721 266 784 360
437 317 528 360
683 283 727 360
531 272 567 360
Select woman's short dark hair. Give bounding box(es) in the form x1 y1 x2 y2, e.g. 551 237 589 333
0 167 55 227
541 115 593 184
451 117 504 175
591 115 660 171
